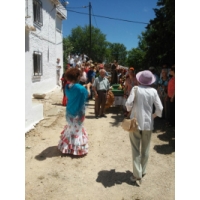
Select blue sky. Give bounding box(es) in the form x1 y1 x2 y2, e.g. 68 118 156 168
62 0 158 51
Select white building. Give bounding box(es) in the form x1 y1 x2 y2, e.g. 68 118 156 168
25 0 67 133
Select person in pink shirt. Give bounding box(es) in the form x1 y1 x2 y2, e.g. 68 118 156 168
166 65 175 127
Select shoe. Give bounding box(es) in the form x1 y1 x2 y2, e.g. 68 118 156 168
130 176 142 184
100 114 107 118
95 116 99 119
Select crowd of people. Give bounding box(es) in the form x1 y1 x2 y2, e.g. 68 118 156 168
56 56 175 184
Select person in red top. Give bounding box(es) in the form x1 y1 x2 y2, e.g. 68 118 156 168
84 62 90 73
166 65 175 127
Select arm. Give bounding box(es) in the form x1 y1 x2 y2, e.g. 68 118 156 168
92 79 98 97
92 86 98 97
153 91 163 118
84 72 87 82
125 87 135 112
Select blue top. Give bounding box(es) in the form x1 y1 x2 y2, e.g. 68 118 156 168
87 70 96 83
65 83 88 117
157 78 169 97
158 78 168 86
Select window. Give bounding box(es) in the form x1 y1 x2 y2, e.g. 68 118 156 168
56 16 62 33
33 51 43 76
33 0 43 26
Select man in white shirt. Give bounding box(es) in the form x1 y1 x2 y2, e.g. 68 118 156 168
69 55 74 67
125 70 163 184
56 58 61 86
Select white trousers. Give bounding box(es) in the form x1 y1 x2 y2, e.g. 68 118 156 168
129 130 152 179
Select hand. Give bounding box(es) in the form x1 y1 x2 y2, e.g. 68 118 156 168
95 93 98 98
170 97 174 102
152 113 157 119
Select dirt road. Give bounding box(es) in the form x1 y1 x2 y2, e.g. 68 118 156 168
25 87 175 200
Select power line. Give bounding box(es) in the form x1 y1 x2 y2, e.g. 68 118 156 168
66 6 89 9
91 7 98 28
67 9 148 25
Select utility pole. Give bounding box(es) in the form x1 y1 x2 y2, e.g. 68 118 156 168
89 2 92 59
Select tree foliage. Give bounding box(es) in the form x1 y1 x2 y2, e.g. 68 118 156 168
127 0 175 68
62 0 174 68
63 26 127 64
63 37 74 68
108 43 127 65
67 25 107 62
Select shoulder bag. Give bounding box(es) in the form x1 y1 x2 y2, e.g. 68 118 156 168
121 86 139 132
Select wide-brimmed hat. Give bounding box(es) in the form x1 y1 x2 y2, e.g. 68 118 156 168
136 70 156 86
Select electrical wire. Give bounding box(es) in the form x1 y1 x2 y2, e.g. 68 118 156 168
67 9 148 25
91 7 98 28
66 6 89 9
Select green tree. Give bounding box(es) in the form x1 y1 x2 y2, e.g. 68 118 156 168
108 43 127 65
67 25 107 62
127 0 175 68
145 0 175 66
63 37 74 68
103 42 113 64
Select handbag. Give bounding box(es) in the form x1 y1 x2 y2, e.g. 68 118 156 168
121 117 138 132
121 86 138 132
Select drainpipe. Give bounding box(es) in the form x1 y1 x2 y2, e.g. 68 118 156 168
25 0 31 18
55 5 57 60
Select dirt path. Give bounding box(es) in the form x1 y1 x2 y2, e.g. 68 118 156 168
25 88 175 200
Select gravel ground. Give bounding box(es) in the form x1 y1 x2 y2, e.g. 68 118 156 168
25 87 175 200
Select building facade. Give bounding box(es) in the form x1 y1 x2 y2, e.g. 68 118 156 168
25 0 67 132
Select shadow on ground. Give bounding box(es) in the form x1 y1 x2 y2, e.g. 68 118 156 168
109 115 124 127
35 146 87 161
85 115 97 119
96 169 140 187
105 106 122 115
105 106 124 127
157 132 170 142
153 144 175 154
153 118 166 133
35 146 62 161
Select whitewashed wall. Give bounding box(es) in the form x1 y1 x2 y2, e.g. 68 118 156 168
25 0 66 132
26 0 65 94
56 15 63 75
25 29 43 133
30 0 58 93
25 30 32 122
